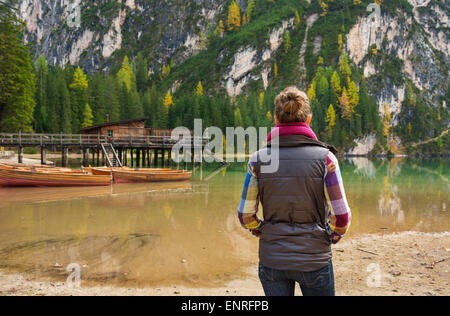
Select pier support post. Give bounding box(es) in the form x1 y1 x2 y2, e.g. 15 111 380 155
85 148 90 166
62 147 69 167
153 150 158 167
101 150 105 166
123 149 128 167
147 149 153 168
81 148 88 167
96 150 100 167
143 149 147 168
18 147 23 164
41 147 47 165
136 149 141 168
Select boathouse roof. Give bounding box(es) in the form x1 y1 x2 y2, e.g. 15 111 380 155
80 118 149 132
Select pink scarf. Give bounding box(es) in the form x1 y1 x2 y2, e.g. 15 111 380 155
267 122 318 142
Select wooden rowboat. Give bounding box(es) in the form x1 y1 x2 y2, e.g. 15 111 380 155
112 170 192 184
0 163 82 174
0 168 111 187
83 166 175 176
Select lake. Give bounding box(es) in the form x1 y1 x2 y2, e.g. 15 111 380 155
0 158 448 288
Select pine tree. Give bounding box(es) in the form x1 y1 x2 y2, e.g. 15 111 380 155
89 72 106 124
135 53 148 93
81 103 93 128
34 56 48 132
247 0 256 22
47 67 71 133
104 75 121 122
227 0 241 31
0 0 36 132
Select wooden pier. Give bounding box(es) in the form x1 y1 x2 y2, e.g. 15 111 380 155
0 133 208 167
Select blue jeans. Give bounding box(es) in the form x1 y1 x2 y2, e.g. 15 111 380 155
258 260 335 296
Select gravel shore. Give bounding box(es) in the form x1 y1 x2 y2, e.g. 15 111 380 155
0 232 448 296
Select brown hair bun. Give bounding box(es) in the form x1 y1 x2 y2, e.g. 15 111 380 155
274 86 311 123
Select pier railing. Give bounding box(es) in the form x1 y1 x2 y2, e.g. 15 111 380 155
0 133 208 148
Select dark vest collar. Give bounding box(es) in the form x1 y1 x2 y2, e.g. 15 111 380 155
267 134 338 155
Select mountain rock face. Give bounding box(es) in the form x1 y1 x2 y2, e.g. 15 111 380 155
16 0 449 154
346 0 449 126
19 0 227 72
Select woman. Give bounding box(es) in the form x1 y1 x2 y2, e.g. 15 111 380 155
238 86 351 296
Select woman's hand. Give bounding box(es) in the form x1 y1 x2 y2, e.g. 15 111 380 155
327 162 336 174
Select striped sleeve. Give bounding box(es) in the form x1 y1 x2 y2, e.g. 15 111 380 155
325 152 352 244
238 161 263 235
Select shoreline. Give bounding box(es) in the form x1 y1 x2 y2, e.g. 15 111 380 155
0 232 448 296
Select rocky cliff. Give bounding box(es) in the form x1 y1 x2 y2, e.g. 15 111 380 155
17 0 449 154
19 0 227 72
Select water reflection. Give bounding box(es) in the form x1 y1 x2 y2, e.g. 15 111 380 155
0 158 448 288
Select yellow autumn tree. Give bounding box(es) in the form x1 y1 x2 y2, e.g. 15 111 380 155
325 104 336 137
295 10 301 27
117 56 134 90
70 67 89 90
338 34 343 51
161 64 171 79
196 81 204 96
330 71 342 95
228 0 241 31
319 0 328 16
259 92 265 109
348 80 359 113
307 82 317 101
354 0 362 4
198 32 207 50
274 62 278 78
407 122 412 137
383 103 391 137
164 91 174 109
266 111 273 124
339 87 352 120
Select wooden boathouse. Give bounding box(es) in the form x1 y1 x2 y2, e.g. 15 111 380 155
0 118 207 168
